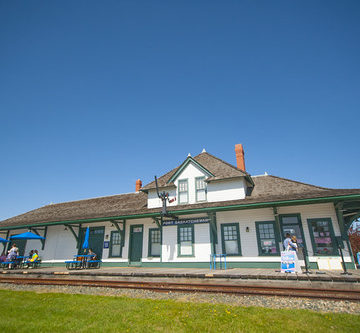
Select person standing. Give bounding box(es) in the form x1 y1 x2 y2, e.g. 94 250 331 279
283 233 297 251
6 244 19 269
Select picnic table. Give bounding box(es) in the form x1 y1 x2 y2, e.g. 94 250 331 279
65 254 101 270
0 255 39 269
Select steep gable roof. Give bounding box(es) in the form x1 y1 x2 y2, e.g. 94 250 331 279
1 174 360 229
141 152 248 191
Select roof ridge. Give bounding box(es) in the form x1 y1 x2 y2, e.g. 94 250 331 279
265 175 331 190
193 152 248 176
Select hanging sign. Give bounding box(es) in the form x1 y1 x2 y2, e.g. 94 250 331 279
162 217 210 226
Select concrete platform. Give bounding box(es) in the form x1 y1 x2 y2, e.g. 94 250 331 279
2 265 360 284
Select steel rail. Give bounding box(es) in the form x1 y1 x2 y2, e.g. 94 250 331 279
1 276 359 301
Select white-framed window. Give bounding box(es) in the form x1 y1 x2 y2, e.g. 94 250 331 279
178 179 188 204
109 231 122 257
178 225 194 256
221 223 241 255
195 177 206 202
148 228 161 257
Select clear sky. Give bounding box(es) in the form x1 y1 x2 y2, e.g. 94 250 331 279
1 1 359 221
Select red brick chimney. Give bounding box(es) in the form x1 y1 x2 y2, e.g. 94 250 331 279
235 144 246 171
135 179 142 192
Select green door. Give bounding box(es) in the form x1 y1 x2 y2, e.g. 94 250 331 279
78 227 105 259
280 214 307 260
129 225 143 263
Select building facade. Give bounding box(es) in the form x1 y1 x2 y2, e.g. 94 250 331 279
1 144 360 269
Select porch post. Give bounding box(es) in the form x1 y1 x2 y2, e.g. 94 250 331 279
110 219 126 248
207 212 217 255
273 207 283 248
335 202 355 268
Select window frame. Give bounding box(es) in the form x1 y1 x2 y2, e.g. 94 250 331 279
109 230 122 258
221 223 242 256
255 221 280 256
177 224 195 257
177 179 189 204
307 218 338 256
148 228 162 258
195 176 207 202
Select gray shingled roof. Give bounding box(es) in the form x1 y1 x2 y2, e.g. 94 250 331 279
1 174 360 228
141 152 249 190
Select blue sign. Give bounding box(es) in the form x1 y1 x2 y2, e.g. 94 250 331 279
103 241 109 249
162 217 210 226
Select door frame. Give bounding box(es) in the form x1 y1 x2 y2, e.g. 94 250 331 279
128 224 144 264
279 213 307 251
78 226 105 258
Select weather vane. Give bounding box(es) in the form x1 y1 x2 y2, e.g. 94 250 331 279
155 176 177 220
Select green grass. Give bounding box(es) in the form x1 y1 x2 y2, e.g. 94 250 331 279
0 289 359 332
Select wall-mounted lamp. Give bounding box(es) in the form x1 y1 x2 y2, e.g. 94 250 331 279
246 227 250 232
111 223 114 227
64 227 68 231
105 234 109 240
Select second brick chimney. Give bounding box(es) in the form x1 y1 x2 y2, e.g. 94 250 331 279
135 179 142 192
235 144 246 171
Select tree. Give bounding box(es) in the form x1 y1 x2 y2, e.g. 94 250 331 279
348 220 360 264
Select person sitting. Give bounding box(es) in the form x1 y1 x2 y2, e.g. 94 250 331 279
27 250 39 268
87 248 97 268
77 249 87 268
88 248 97 260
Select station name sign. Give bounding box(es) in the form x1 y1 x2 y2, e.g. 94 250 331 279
162 217 210 226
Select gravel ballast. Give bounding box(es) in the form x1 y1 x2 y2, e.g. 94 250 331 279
0 283 359 315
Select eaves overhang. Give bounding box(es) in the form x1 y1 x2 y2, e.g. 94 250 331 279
1 193 360 231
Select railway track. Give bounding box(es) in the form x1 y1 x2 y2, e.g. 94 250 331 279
1 276 360 301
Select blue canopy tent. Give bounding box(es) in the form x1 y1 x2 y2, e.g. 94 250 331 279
10 232 45 240
0 237 9 243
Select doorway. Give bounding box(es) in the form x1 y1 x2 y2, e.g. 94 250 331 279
129 225 143 263
280 214 307 259
78 226 105 259
9 239 27 256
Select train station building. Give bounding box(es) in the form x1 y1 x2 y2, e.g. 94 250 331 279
1 144 360 269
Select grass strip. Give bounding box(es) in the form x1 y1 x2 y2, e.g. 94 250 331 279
0 289 359 332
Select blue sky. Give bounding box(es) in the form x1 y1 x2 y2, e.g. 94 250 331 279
1 1 359 220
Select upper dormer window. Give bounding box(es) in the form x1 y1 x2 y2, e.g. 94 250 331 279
178 179 188 204
195 177 207 202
